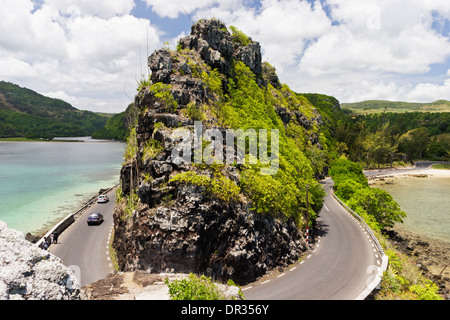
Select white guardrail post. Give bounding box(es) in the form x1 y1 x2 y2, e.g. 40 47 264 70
330 187 389 300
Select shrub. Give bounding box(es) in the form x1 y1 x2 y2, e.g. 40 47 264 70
149 82 178 112
330 157 405 230
170 171 241 203
346 187 406 229
229 26 251 46
142 139 163 163
165 274 225 300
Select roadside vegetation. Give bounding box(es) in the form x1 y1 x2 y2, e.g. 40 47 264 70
329 157 443 300
165 274 244 300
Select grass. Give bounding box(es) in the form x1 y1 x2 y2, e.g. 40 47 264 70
342 100 450 114
432 163 450 170
0 137 39 141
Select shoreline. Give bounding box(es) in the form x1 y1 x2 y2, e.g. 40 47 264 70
385 227 450 299
366 166 450 180
367 167 450 298
0 137 124 143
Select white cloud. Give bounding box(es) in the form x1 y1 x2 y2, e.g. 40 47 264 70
289 0 450 103
143 0 218 19
0 0 162 113
407 79 450 102
299 0 450 77
194 0 331 73
0 56 34 78
43 0 136 18
0 2 67 58
189 0 450 103
1 0 450 113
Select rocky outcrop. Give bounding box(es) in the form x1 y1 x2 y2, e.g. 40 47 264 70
0 221 84 300
114 181 305 285
178 19 262 79
113 19 310 286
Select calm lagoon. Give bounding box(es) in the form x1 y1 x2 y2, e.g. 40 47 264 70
371 169 450 245
0 138 125 235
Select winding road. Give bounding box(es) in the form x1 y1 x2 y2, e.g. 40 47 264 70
243 178 383 299
50 179 385 298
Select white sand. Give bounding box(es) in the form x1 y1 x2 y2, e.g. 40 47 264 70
367 167 450 180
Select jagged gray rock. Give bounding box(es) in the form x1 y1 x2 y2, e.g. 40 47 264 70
178 19 262 79
0 221 84 300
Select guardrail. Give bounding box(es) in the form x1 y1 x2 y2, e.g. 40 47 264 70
35 185 117 248
330 187 389 300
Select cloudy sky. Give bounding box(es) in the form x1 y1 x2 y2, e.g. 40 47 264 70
1 0 449 113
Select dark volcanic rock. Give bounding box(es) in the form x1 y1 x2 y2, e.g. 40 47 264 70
113 183 305 285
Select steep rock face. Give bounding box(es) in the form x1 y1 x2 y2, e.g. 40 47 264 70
0 221 84 300
113 19 312 285
114 182 304 285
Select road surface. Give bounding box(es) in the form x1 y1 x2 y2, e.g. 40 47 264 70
49 188 116 286
50 180 383 298
243 178 382 300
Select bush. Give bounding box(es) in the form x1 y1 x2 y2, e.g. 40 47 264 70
334 179 364 201
378 249 443 300
170 171 241 203
330 157 405 230
142 139 163 163
346 187 406 229
229 26 251 46
165 274 225 300
329 156 368 189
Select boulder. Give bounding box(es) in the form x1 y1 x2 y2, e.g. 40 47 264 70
0 221 84 300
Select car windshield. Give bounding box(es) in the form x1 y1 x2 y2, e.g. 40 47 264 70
89 214 99 218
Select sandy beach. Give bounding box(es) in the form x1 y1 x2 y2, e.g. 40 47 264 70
367 167 450 181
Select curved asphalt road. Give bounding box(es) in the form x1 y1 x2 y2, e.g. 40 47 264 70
243 178 381 300
49 188 116 286
50 180 382 298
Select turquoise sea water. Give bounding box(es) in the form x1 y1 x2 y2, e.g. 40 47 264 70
0 138 125 235
372 174 450 245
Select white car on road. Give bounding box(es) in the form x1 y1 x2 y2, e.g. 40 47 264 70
97 195 109 203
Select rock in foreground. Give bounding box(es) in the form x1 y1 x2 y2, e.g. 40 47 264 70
0 221 84 300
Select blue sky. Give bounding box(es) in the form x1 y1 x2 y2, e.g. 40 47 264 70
0 0 449 113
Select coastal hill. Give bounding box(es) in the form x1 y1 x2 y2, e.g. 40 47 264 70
0 81 108 139
342 99 450 115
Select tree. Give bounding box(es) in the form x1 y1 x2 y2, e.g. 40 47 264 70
346 187 406 229
306 146 328 179
362 123 398 168
398 127 430 161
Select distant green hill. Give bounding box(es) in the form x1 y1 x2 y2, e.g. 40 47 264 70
341 100 450 114
92 103 136 141
0 81 108 139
